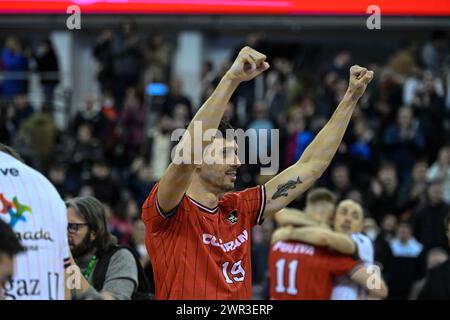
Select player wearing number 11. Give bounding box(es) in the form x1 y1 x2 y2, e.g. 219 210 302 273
142 47 374 299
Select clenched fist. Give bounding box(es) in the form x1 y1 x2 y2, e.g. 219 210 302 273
225 46 270 82
347 65 374 100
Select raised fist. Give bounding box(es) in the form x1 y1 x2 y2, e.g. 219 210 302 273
225 46 270 82
348 65 374 99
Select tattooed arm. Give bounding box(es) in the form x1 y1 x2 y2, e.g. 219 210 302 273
263 65 374 219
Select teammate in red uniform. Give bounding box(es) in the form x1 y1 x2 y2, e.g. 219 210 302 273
269 196 388 300
142 46 374 299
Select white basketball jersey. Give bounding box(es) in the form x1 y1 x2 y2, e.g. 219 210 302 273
0 151 70 300
331 232 374 300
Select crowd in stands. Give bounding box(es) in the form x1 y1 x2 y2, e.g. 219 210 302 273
1 20 449 299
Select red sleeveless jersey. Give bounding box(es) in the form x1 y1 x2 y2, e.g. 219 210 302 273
142 183 266 300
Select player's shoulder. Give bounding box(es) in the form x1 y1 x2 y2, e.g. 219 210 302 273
221 185 263 202
351 232 373 247
1 152 63 202
219 185 262 211
351 232 374 262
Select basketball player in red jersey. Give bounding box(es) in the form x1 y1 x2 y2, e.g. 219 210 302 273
142 46 374 299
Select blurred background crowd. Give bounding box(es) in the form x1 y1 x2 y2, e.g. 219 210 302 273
1 18 450 300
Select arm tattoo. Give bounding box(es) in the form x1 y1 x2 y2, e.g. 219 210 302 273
272 177 303 200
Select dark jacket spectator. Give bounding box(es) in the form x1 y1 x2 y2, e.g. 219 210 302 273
34 38 59 106
410 247 448 299
398 160 428 215
112 19 142 107
417 213 450 299
161 79 192 117
418 259 450 300
93 30 114 93
368 163 402 223
387 222 425 299
412 180 450 253
71 94 107 140
383 107 425 183
88 160 121 207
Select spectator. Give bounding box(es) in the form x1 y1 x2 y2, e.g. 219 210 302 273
130 219 150 268
410 247 448 299
283 107 307 167
119 87 147 159
0 102 13 144
67 124 102 185
372 214 396 276
99 91 119 158
15 105 56 172
66 196 140 300
10 94 34 134
172 103 190 129
247 100 276 175
0 220 25 300
33 38 59 108
427 145 450 204
412 180 450 253
88 159 121 207
110 199 135 245
409 72 446 160
383 106 425 183
199 60 216 104
111 19 142 107
348 116 377 185
317 71 340 119
387 221 425 299
265 58 290 124
328 51 352 80
417 213 450 299
421 30 449 73
93 29 114 93
71 94 106 139
129 219 154 296
145 115 173 180
328 164 353 201
368 163 401 223
128 158 157 207
161 79 192 117
398 160 428 215
1 37 28 98
293 113 314 162
48 162 72 198
143 34 172 84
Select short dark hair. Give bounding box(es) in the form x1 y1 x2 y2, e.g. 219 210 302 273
65 196 117 255
306 188 337 206
0 220 25 257
0 143 24 162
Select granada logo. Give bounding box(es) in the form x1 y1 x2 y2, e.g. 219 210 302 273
226 210 238 224
15 229 54 242
0 193 32 227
